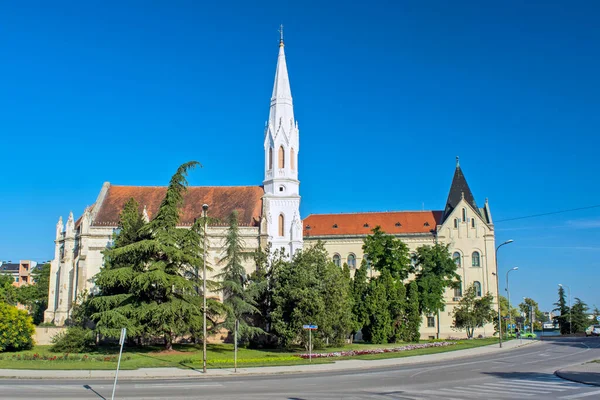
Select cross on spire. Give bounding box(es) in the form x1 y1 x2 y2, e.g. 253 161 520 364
279 24 284 45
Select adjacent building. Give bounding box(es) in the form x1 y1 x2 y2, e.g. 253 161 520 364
0 260 37 287
44 36 497 339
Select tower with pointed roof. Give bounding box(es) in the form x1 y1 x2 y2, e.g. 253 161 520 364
262 29 303 256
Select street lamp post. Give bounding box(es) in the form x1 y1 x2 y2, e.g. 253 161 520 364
202 204 209 374
506 267 518 335
558 284 571 335
495 239 514 348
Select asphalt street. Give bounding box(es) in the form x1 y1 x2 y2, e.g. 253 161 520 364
1 337 599 400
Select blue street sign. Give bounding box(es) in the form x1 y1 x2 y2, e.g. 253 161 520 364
303 324 318 330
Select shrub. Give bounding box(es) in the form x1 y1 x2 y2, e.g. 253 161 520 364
0 301 35 352
51 327 95 353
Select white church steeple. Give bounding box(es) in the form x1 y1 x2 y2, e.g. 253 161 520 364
263 26 303 257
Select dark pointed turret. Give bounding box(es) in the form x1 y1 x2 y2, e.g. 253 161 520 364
442 157 480 223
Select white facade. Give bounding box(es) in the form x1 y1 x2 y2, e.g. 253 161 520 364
262 38 303 257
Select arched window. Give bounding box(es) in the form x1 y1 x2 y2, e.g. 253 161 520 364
278 214 285 237
471 218 475 228
268 147 273 170
462 208 467 222
472 251 480 267
453 252 461 267
347 253 356 269
454 283 462 297
333 254 341 267
278 146 285 169
473 281 482 297
290 147 296 170
454 218 459 228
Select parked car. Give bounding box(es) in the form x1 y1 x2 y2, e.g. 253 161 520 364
585 325 600 337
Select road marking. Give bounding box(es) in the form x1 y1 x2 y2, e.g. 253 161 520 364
512 378 581 387
480 383 552 394
504 382 569 391
453 385 535 396
134 383 223 388
560 389 600 399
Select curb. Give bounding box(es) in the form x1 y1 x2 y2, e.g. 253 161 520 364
555 368 600 387
0 340 539 381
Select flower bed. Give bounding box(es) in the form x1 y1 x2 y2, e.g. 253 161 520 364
298 341 457 359
0 353 131 363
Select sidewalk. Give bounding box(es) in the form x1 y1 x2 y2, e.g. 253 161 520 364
556 361 600 387
0 339 539 380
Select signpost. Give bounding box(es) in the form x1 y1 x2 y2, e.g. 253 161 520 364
234 319 239 373
302 325 318 362
112 328 126 400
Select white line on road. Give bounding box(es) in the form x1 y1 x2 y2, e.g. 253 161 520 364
134 383 223 389
511 378 582 387
453 385 535 396
480 383 552 394
559 389 600 399
503 382 569 391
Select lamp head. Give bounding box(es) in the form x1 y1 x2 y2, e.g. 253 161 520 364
559 284 563 287
505 239 514 244
512 267 519 271
202 204 209 212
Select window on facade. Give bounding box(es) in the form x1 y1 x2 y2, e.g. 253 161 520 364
278 146 285 168
347 253 356 268
268 147 273 170
462 208 467 222
427 316 435 328
472 251 480 267
278 214 285 237
364 254 371 269
453 252 461 267
471 218 475 228
333 254 341 267
454 284 462 297
454 218 458 228
474 281 482 297
15 276 19 283
290 147 296 170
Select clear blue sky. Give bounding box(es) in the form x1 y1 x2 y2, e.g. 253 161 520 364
1 1 598 313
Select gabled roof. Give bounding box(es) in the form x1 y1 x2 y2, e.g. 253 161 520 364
303 211 442 237
442 159 480 223
93 185 264 227
0 263 19 273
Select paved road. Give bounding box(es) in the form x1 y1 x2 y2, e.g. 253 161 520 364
1 337 599 399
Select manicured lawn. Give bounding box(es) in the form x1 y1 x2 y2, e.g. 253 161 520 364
0 338 502 370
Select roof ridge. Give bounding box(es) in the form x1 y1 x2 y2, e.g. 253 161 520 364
109 185 263 189
305 210 442 217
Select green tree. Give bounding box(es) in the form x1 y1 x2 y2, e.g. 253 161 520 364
553 286 570 335
0 274 17 306
405 280 421 342
270 242 353 349
414 244 461 337
453 284 495 339
519 298 544 331
362 227 411 279
363 278 391 344
246 245 272 340
351 260 370 337
90 198 147 340
570 298 590 334
16 263 51 325
0 301 35 351
103 161 221 350
217 211 262 342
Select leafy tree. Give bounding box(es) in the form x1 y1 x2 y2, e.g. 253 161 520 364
379 269 406 343
405 280 421 342
362 227 411 279
0 301 35 351
519 298 545 331
16 263 51 325
90 198 147 340
0 274 17 306
570 298 590 334
217 211 262 342
51 326 95 353
553 286 571 335
414 244 461 330
270 242 353 349
453 284 495 339
246 245 272 341
498 295 520 333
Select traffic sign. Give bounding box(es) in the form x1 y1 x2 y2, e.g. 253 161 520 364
597 316 600 322
303 324 318 330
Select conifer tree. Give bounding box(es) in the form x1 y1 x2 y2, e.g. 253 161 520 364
364 279 391 344
553 286 570 335
405 280 421 342
351 261 370 337
106 161 217 350
91 198 147 339
217 211 262 341
246 244 271 337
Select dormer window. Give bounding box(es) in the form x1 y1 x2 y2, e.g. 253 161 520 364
395 222 401 227
332 224 338 228
424 222 430 227
363 223 369 228
305 225 311 230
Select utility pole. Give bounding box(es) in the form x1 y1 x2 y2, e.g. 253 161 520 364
202 204 209 373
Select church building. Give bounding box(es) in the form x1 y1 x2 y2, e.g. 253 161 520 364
44 35 497 339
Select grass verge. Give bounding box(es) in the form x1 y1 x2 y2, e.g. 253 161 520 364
0 338 502 370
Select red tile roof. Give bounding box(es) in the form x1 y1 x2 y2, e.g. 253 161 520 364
303 211 442 236
93 185 264 227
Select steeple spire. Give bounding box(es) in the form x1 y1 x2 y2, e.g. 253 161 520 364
279 24 284 46
442 158 480 222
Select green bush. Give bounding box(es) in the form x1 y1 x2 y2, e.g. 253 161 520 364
51 327 95 353
0 301 35 352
